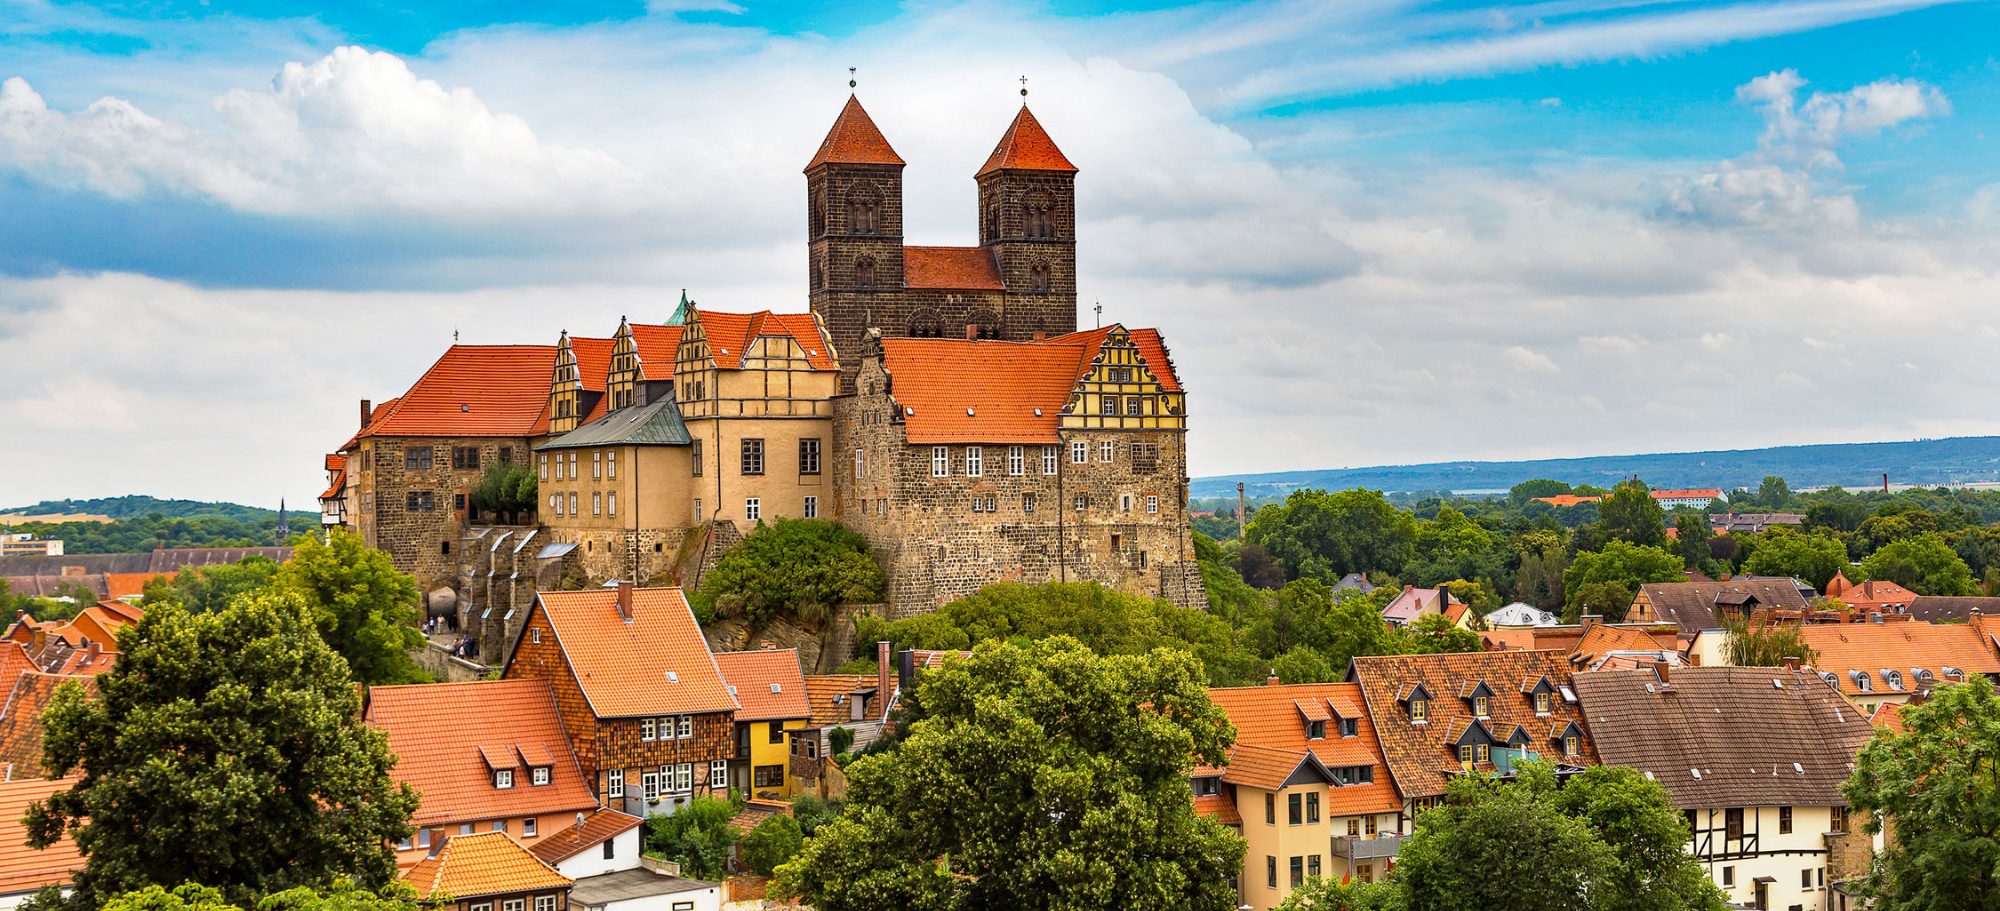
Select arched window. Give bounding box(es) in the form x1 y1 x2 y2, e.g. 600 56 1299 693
809 189 825 238
848 186 882 235
966 308 1001 340
856 256 877 290
1025 191 1055 239
1028 260 1051 293
984 191 1001 240
909 310 944 338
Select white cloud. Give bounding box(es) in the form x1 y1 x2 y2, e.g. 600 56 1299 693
1503 345 1561 373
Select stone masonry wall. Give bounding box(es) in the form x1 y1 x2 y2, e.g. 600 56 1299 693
366 436 531 592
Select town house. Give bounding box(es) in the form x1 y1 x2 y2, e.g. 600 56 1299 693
713 648 811 799
1788 621 2000 713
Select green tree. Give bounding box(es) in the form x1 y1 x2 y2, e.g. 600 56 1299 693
1671 513 1716 575
1588 481 1667 549
1741 529 1850 591
1193 533 1266 623
469 464 538 524
1721 618 1819 667
691 519 885 630
739 814 804 876
1244 489 1417 585
774 637 1244 911
272 529 426 684
1854 511 1940 558
1275 878 1404 910
1269 646 1339 684
147 557 282 614
1562 542 1683 620
1511 531 1569 609
1564 581 1634 624
1859 533 1977 596
1508 479 1573 507
1545 765 1729 911
1396 771 1610 911
24 593 417 909
1844 678 2000 911
1404 507 1505 588
1749 476 1794 510
1397 612 1480 654
97 883 420 911
789 793 844 837
644 796 737 881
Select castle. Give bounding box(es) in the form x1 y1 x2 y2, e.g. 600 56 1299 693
319 94 1203 662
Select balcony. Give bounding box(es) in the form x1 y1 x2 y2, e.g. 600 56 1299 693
1332 833 1407 861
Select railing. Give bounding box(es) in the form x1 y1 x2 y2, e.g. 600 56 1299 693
1331 833 1407 860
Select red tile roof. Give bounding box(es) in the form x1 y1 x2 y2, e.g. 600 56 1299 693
0 776 79 896
1870 701 1907 733
103 573 169 601
365 679 599 829
1650 489 1723 500
526 808 644 865
360 346 558 439
324 453 347 473
714 649 810 722
805 95 904 170
532 587 738 719
694 310 836 372
570 337 615 392
803 674 878 727
337 396 400 452
904 246 1003 290
976 106 1077 177
0 661 96 781
879 338 1084 444
1206 682 1400 815
1191 791 1240 826
1043 326 1184 393
630 324 684 380
318 468 346 501
1797 622 2000 697
403 831 572 900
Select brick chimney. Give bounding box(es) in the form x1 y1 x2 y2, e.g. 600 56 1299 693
1579 614 1601 632
83 639 100 666
965 323 980 341
1266 675 1281 687
614 581 634 622
1652 660 1672 686
359 399 373 430
1781 655 1800 671
876 641 892 706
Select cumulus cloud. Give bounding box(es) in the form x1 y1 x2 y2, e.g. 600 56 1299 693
1503 345 1561 373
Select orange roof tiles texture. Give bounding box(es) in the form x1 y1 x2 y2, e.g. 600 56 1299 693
629 324 684 380
403 831 573 900
1205 682 1400 815
0 670 97 780
361 346 559 439
805 95 904 170
1191 791 1241 826
102 573 168 601
526 808 644 865
903 246 1004 290
365 679 599 828
976 106 1077 177
879 338 1084 444
695 311 836 372
532 587 738 718
715 649 811 722
1798 622 2000 696
1870 701 1908 733
0 776 80 895
803 674 878 727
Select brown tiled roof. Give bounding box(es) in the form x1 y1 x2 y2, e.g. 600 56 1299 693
403 831 572 900
526 808 644 865
727 798 792 836
0 646 96 781
803 674 877 727
1636 580 1811 634
359 346 559 439
1796 622 2000 697
0 776 79 895
805 95 904 170
1206 682 1399 815
365 680 598 828
976 106 1077 177
1351 650 1597 800
532 587 737 718
903 246 1004 290
1573 666 1874 809
1908 596 2000 623
714 649 810 722
694 310 835 372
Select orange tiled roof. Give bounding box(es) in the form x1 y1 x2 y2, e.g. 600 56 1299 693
526 808 644 866
805 95 904 170
879 338 1083 444
976 106 1077 177
1192 791 1240 826
1650 489 1722 500
715 649 811 722
1479 629 1537 651
318 468 346 501
366 679 599 828
360 346 559 439
695 310 836 372
532 587 737 719
403 831 572 900
727 798 792 835
803 674 878 727
0 665 97 780
324 453 347 473
904 246 1004 290
0 776 80 895
103 573 169 601
1042 326 1184 394
1870 701 1908 733
1206 682 1400 815
570 337 616 392
1798 622 2000 697
338 396 401 452
630 324 684 381
1534 494 1603 507
1216 742 1311 790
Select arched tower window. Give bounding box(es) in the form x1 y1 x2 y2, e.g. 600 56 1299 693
909 309 945 338
1025 191 1055 239
809 188 826 238
984 190 1001 241
848 185 882 235
967 308 1001 340
1028 260 1052 294
856 256 877 291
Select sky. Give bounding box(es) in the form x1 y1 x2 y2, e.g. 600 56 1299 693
1 0 1997 508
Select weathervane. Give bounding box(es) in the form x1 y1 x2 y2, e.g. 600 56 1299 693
849 67 857 90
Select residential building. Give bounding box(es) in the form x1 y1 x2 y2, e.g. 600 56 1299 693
792 673 886 797
566 860 721 911
526 810 647 881
1349 650 1596 827
1 546 289 603
1380 586 1450 628
834 325 1202 609
502 583 738 816
1711 513 1806 535
1905 595 2000 623
1823 572 1917 615
1484 601 1559 629
1789 621 2000 713
1478 618 1683 664
0 776 81 910
364 679 616 867
1626 580 1813 638
1565 621 1686 671
0 641 99 781
713 648 811 798
1574 664 1876 911
1651 488 1724 510
1199 680 1403 910
403 831 574 911
0 536 60 558
1331 573 1375 595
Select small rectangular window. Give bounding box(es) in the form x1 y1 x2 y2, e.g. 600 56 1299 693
568 492 577 516
1266 856 1277 888
405 447 432 470
1725 807 1744 840
1289 856 1304 888
692 439 704 476
1306 792 1320 824
1288 793 1302 826
932 446 950 477
1265 794 1275 825
593 492 602 516
1043 445 1060 475
494 769 513 789
711 760 729 790
538 454 548 480
1147 495 1158 513
1071 441 1088 464
799 438 821 475
607 769 624 798
745 498 761 522
1126 396 1142 416
608 492 617 516
804 495 818 519
1779 805 1792 834
740 439 765 475
1008 445 1024 476
854 449 866 480
1099 441 1114 462
532 766 550 786
499 445 512 463
533 896 553 911
1100 396 1117 416
641 718 656 741
607 449 616 479
965 446 983 477
492 820 506 833
1023 493 1036 513
1074 493 1088 512
592 451 602 480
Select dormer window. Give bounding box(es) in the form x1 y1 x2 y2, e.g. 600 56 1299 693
1410 699 1428 723
1564 734 1580 757
494 769 514 789
1307 720 1326 740
1192 777 1220 797
1881 669 1905 691
1533 692 1551 714
1400 683 1434 724
531 766 551 786
1339 717 1359 738
1850 670 1874 692
1472 695 1489 718
1460 680 1495 718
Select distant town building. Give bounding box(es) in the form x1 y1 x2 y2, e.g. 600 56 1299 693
1710 512 1806 534
1533 488 1722 510
0 536 60 558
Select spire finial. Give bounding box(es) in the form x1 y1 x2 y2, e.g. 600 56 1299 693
453 328 460 344
1093 301 1102 328
1019 74 1029 104
849 67 857 91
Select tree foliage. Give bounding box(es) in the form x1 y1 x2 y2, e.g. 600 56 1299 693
1275 878 1404 911
1245 489 1417 584
774 638 1245 911
24 593 417 909
273 529 426 684
1561 542 1683 621
1721 618 1819 667
469 464 538 523
691 519 885 630
97 883 420 911
1859 533 1977 596
739 814 804 876
644 796 738 881
144 557 282 615
1586 481 1668 550
1740 529 1850 591
1844 678 2000 911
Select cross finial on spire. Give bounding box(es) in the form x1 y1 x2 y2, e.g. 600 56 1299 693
1093 301 1103 328
849 67 857 90
453 328 460 344
1020 74 1029 104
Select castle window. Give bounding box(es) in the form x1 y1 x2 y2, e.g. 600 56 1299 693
741 439 765 475
1074 493 1089 512
1100 397 1117 416
1023 493 1036 512
966 447 983 477
1071 441 1088 464
550 494 561 516
1121 494 1133 512
454 493 466 510
910 313 944 338
499 446 512 462
854 449 866 480
1028 261 1051 293
1008 445 1024 476
804 495 818 519
1043 446 1060 475
1126 397 1142 416
453 447 480 470
932 447 949 478
856 256 877 291
1025 192 1055 239
607 450 617 479
692 440 703 476
1147 495 1159 513
745 498 761 522
1099 442 1115 462
972 498 985 514
593 493 602 517
405 447 433 471
569 492 578 516
592 452 602 480
848 187 881 234
694 499 703 522
608 492 617 516
538 454 548 480
800 438 822 475
810 189 825 237
405 491 435 512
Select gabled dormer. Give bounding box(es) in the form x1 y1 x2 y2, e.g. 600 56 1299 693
1549 720 1584 759
1499 724 1533 749
1058 325 1187 433
1459 679 1495 718
548 331 586 435
479 745 518 790
1454 721 1498 765
1327 700 1360 738
1398 682 1434 724
1521 675 1557 715
1294 698 1331 740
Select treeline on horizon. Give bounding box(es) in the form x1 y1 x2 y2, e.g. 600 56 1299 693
1 495 299 554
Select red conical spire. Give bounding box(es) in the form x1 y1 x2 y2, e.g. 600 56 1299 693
976 105 1077 177
805 95 905 171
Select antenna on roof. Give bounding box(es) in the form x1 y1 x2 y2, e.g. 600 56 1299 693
1020 74 1029 104
849 67 857 91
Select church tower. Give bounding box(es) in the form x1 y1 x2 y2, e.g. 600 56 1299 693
976 105 1079 335
805 95 906 386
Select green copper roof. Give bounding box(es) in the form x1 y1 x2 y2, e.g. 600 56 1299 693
667 290 694 326
536 397 691 450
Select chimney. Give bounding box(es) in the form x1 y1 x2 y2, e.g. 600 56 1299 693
1032 330 1047 341
898 649 916 695
965 323 979 341
1267 675 1281 687
359 399 373 430
1579 614 1601 632
1652 660 1672 686
83 639 100 665
1781 655 1800 671
614 581 634 621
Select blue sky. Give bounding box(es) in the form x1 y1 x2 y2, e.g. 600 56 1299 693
1 0 1997 506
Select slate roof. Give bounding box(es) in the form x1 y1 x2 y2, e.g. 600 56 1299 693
404 831 573 900
976 106 1077 177
1203 682 1399 816
1635 580 1811 634
1907 596 2000 623
1486 602 1559 628
365 679 599 828
1796 622 2000 697
1573 666 1874 809
903 246 1004 290
530 587 738 719
536 397 691 451
805 95 904 170
0 776 79 896
525 808 645 866
1350 650 1596 800
694 311 835 372
714 649 811 722
356 346 559 439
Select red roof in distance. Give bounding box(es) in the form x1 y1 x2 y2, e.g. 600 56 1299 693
904 247 1004 291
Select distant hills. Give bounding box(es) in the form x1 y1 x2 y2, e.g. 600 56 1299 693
0 495 283 524
1192 436 2000 500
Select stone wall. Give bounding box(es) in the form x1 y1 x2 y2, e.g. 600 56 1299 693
364 436 531 592
456 526 573 666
